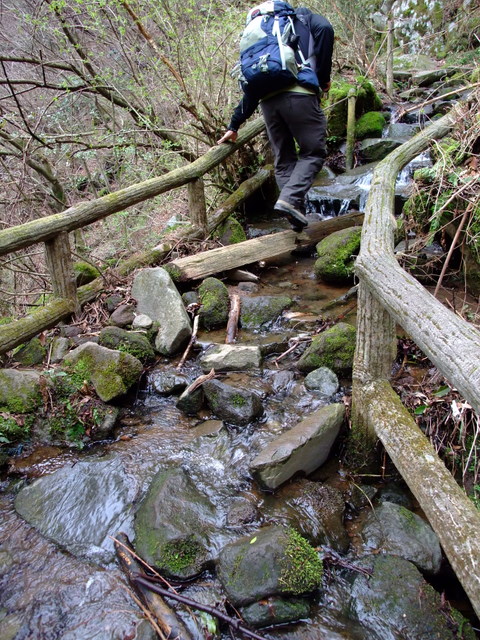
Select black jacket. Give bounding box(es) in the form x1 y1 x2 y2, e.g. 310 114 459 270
228 9 334 132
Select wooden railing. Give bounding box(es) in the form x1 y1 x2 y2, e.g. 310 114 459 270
352 101 480 618
0 118 266 355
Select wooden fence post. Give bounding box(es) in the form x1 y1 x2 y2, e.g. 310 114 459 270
345 88 357 171
44 232 79 311
187 178 207 236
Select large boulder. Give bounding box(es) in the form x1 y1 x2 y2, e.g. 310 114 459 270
361 501 442 574
250 403 344 489
198 277 230 330
131 267 192 355
14 457 136 562
0 369 43 413
203 379 264 426
296 323 356 376
12 338 46 366
134 468 216 580
341 554 475 640
199 344 262 372
216 525 323 606
63 342 143 402
240 295 292 330
314 227 362 284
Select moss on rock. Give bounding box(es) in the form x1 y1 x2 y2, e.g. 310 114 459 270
355 111 386 139
198 277 229 330
314 226 362 284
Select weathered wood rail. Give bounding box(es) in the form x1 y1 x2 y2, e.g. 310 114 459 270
352 97 480 618
0 117 266 354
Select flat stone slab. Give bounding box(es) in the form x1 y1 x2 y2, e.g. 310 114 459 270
199 344 262 372
250 403 345 489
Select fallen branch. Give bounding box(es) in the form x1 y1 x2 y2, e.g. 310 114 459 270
225 293 241 344
114 533 194 640
183 369 216 395
177 304 201 370
273 336 311 367
134 575 267 640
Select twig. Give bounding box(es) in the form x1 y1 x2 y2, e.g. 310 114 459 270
434 201 474 297
134 576 267 640
176 307 200 370
273 337 310 366
182 369 216 396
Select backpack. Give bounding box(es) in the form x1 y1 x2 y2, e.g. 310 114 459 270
233 1 319 100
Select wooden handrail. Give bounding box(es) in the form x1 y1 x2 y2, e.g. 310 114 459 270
0 117 265 257
352 96 480 618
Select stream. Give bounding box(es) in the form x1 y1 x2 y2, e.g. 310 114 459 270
1 154 478 639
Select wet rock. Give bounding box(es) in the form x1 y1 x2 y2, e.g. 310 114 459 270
134 467 216 580
149 369 191 395
0 369 43 413
131 267 192 356
386 122 420 141
198 277 230 330
378 482 413 509
362 501 442 574
345 483 378 511
109 303 136 327
413 68 456 87
203 379 264 426
304 367 339 397
14 456 137 562
92 406 119 440
191 419 225 437
342 554 474 640
296 323 356 376
217 525 323 606
237 281 259 293
265 479 349 553
49 336 70 363
257 335 290 357
99 326 155 362
250 403 345 489
240 596 311 628
132 314 153 330
176 386 204 415
270 369 296 395
12 338 46 366
314 227 362 284
359 138 402 162
240 295 292 330
199 344 262 372
63 342 143 402
226 496 259 527
182 291 199 306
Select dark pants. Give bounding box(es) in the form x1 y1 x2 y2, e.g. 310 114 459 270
260 92 327 211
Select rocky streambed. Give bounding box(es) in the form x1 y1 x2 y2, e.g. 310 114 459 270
0 251 477 640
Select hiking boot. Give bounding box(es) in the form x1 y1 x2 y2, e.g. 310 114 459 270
274 199 309 232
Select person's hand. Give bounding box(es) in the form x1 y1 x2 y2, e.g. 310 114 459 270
322 81 331 93
217 130 238 144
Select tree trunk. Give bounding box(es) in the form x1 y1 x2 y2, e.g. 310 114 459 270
166 212 365 282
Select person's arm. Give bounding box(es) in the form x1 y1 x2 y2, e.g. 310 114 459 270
309 15 334 91
217 92 259 144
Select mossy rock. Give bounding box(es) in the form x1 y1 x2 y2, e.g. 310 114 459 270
73 261 101 286
134 468 216 579
215 217 247 245
217 525 323 607
240 295 292 330
314 226 362 284
0 369 43 414
197 277 229 330
13 338 46 366
327 78 382 138
296 322 356 375
98 326 155 362
355 111 386 140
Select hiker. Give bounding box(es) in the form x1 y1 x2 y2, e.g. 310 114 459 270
217 1 334 231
